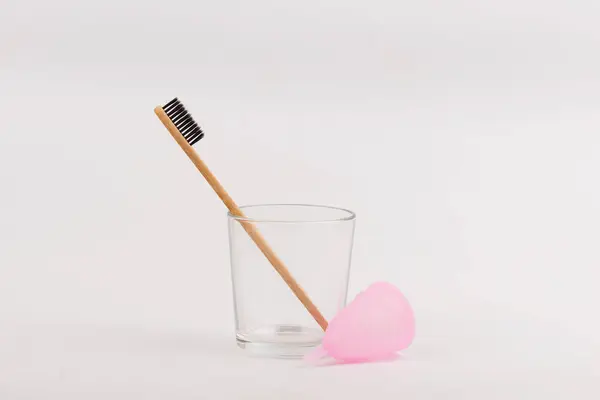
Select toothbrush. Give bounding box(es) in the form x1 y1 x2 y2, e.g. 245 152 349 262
154 98 328 331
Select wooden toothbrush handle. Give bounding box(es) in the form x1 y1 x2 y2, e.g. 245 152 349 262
155 107 329 331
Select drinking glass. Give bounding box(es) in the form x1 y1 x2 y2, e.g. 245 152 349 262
228 204 356 357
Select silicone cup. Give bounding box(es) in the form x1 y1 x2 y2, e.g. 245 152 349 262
305 282 415 363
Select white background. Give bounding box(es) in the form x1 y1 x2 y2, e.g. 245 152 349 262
1 0 600 398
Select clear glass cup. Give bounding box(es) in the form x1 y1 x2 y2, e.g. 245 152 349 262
228 204 356 358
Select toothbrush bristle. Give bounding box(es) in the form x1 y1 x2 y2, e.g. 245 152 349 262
162 98 204 146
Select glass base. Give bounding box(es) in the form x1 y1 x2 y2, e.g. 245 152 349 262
236 324 323 358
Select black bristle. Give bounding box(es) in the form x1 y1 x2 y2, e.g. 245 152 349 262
185 127 202 140
171 108 187 122
182 127 197 139
169 105 185 119
171 113 189 126
183 123 200 134
162 98 205 146
181 121 197 133
163 98 178 109
177 117 194 131
189 133 204 146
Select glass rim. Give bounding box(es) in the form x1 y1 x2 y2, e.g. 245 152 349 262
227 203 356 224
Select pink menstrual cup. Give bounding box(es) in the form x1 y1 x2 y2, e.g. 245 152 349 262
305 282 415 363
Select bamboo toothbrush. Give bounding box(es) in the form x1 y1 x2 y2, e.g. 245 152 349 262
154 98 328 331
